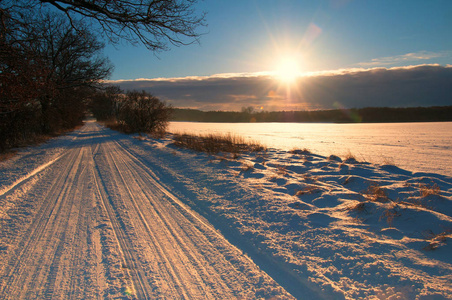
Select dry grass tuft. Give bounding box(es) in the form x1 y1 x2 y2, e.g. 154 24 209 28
303 173 317 182
379 202 401 227
133 135 146 141
423 229 451 251
363 184 390 203
241 162 254 172
343 150 357 163
327 154 342 162
348 201 368 213
382 157 396 166
343 175 352 185
419 183 441 197
0 150 18 162
275 165 288 176
173 133 266 154
290 148 311 155
295 185 318 196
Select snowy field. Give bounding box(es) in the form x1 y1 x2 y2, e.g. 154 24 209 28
1 120 451 299
168 121 452 176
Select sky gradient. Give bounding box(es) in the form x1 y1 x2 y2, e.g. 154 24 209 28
104 0 452 111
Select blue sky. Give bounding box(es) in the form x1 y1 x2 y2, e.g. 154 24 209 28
105 0 452 80
105 0 452 111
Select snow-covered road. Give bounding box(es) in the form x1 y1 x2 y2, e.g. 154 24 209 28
0 121 292 299
1 120 451 299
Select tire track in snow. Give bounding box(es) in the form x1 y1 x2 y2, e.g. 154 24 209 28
91 145 152 299
93 125 292 299
116 135 326 299
112 138 288 294
0 123 92 198
104 141 234 298
0 145 92 298
0 125 116 299
111 139 261 293
0 121 293 299
101 143 193 298
0 153 66 198
112 138 240 248
42 147 93 299
98 139 219 298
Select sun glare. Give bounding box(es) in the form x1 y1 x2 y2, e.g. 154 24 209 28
274 56 303 83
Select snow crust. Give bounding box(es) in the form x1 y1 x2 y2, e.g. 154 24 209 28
1 121 451 299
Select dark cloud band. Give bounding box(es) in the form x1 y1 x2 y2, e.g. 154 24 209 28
107 64 452 111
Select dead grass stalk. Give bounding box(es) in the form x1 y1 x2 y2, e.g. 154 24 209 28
173 133 266 154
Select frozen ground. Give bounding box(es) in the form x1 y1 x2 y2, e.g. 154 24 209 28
1 121 451 299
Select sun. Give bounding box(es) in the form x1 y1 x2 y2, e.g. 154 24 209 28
274 56 303 84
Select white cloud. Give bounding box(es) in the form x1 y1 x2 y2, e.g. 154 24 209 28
358 51 451 67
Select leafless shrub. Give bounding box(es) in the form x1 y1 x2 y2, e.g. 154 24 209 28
117 90 172 137
90 86 122 121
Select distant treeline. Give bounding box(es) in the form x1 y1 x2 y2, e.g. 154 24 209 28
171 106 452 123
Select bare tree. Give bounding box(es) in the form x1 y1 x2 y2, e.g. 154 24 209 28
1 0 197 151
0 38 46 151
2 0 206 51
1 10 112 150
90 85 123 121
18 12 112 88
17 12 113 132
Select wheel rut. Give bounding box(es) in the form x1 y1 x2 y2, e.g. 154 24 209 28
0 121 293 299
